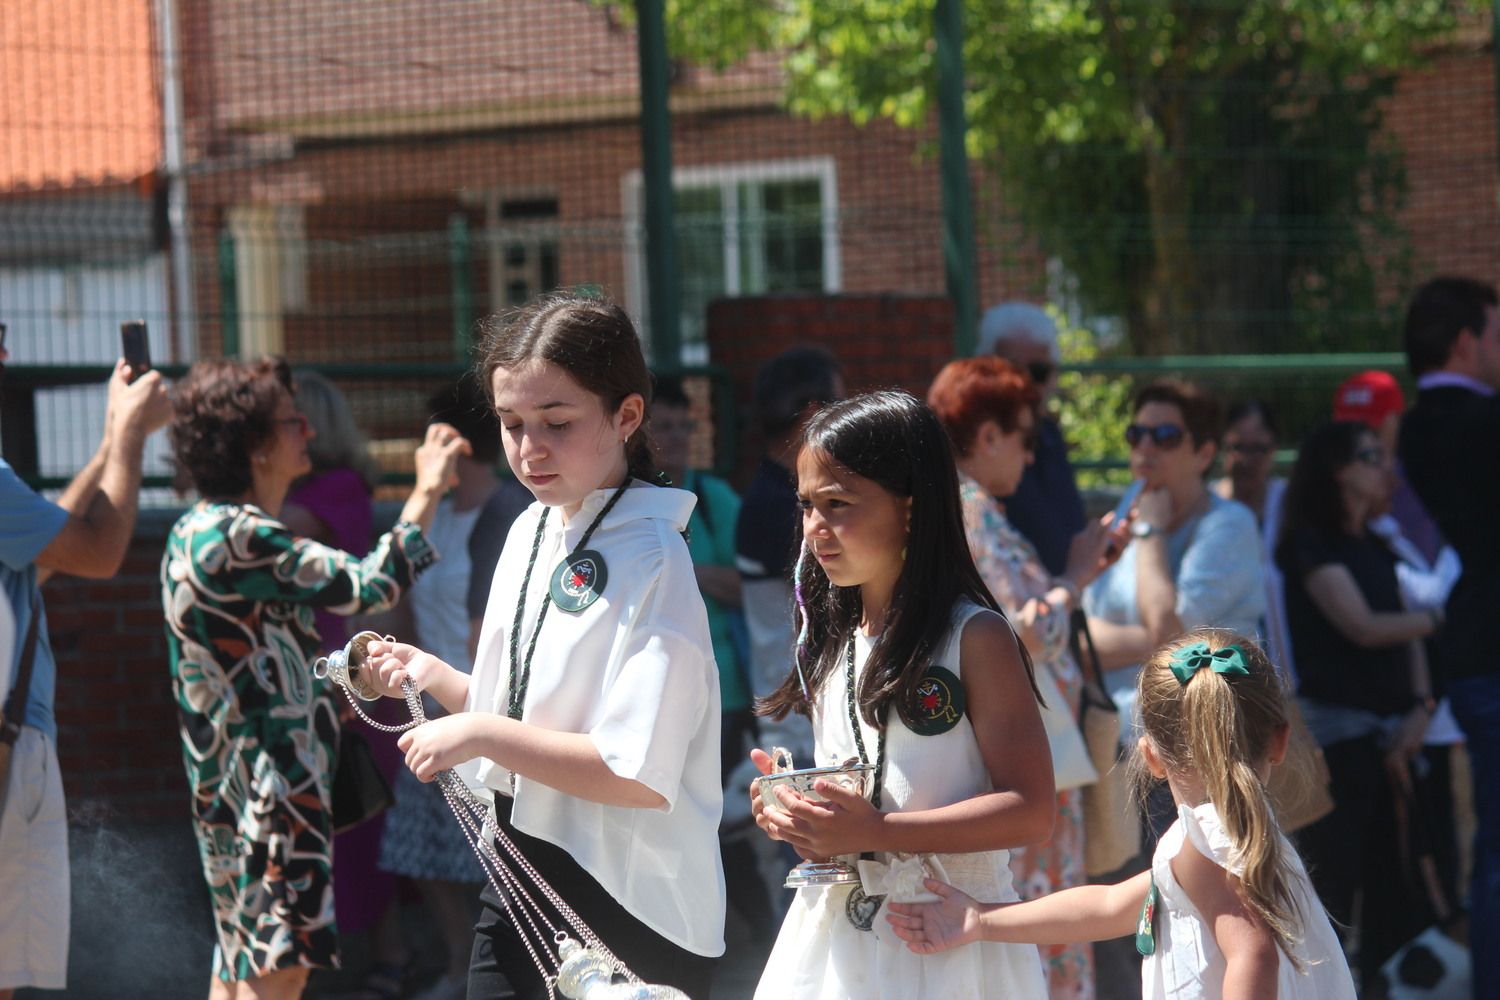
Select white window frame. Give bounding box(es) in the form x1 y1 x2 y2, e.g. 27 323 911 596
622 157 841 363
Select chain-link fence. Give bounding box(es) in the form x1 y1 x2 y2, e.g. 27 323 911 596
2 0 1496 494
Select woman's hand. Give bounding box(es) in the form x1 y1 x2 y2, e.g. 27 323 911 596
397 713 485 782
413 421 471 496
1064 511 1130 591
365 639 454 699
1134 488 1173 534
1384 707 1430 795
886 879 986 954
1013 597 1049 653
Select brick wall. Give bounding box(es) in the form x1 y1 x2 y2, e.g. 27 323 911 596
1383 44 1500 283
185 106 1045 361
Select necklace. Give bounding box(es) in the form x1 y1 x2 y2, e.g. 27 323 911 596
844 634 886 810
506 481 630 721
843 632 889 932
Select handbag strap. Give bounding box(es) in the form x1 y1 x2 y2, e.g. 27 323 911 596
0 592 42 748
1388 759 1456 925
1069 606 1109 695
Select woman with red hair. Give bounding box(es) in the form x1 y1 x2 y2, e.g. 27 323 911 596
927 357 1125 999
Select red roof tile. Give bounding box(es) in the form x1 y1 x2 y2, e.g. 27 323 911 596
0 0 160 193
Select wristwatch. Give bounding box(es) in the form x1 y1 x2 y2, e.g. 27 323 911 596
1130 521 1158 539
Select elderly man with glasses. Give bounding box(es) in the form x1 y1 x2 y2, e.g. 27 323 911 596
975 303 1086 578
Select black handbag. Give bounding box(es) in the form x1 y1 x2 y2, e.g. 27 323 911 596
331 726 395 834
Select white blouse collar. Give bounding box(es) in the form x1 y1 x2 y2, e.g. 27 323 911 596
542 480 696 536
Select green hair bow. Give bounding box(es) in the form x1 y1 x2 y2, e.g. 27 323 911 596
1168 642 1250 686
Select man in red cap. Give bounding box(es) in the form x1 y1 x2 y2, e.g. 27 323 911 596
1334 369 1404 443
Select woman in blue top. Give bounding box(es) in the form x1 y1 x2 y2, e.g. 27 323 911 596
1084 379 1265 793
1085 380 1264 681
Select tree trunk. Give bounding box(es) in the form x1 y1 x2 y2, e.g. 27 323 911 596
1139 95 1199 355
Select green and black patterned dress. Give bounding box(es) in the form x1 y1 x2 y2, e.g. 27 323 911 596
161 501 434 982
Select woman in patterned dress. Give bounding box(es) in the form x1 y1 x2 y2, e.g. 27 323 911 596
161 358 469 1000
927 357 1127 999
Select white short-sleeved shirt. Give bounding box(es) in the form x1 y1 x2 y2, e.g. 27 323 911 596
1143 802 1354 999
467 482 727 957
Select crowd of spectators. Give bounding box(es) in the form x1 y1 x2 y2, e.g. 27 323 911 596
1 274 1497 999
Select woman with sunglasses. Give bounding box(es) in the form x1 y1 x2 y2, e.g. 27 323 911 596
1083 380 1264 689
161 358 468 1000
1275 420 1441 989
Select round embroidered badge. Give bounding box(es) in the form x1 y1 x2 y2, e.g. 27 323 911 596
549 549 608 613
905 665 965 736
845 885 885 931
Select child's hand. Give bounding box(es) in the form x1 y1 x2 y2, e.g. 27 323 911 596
397 713 482 781
762 775 882 858
744 746 792 839
366 639 451 698
886 878 985 954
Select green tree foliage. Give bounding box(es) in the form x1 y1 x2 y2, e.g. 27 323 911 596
631 0 1471 355
1053 313 1135 487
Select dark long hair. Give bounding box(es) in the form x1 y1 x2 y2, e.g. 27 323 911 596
475 292 657 483
1275 420 1369 568
760 390 1038 728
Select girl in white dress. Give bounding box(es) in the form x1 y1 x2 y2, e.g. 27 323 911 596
887 628 1356 1000
751 390 1053 1000
364 295 725 999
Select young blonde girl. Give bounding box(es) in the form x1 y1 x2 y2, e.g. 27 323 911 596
887 628 1355 999
365 294 725 999
750 390 1053 999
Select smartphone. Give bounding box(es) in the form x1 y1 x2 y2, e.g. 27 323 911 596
121 320 150 382
1113 479 1143 523
1103 479 1144 559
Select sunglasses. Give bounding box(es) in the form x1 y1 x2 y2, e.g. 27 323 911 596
1125 423 1186 450
1025 361 1055 385
1353 446 1386 467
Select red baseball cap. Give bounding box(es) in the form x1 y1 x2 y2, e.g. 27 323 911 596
1332 370 1405 429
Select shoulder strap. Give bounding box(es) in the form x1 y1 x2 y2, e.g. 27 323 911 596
0 592 43 747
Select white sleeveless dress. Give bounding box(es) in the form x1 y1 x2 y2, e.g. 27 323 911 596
754 600 1047 1000
1142 802 1355 999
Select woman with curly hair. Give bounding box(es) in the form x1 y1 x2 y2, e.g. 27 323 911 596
161 358 468 1000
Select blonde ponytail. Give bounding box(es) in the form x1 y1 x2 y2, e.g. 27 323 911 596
1136 629 1305 964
